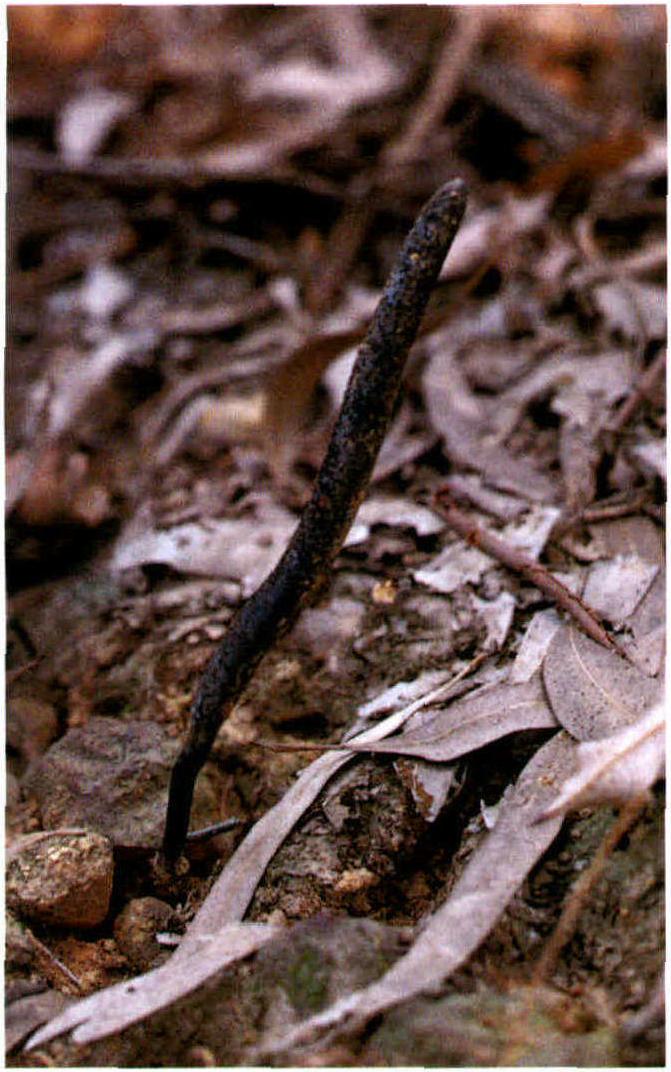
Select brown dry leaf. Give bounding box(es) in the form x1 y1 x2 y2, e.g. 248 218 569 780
345 674 558 762
542 625 661 741
262 330 364 480
539 703 664 820
256 732 576 1059
9 6 120 66
526 128 646 194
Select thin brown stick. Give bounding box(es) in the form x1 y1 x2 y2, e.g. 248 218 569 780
434 492 624 655
384 8 487 169
578 491 649 523
608 348 666 432
532 792 650 984
28 931 85 993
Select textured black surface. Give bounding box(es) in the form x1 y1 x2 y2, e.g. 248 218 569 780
163 179 468 859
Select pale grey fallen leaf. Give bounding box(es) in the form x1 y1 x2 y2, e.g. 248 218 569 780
587 515 664 567
593 281 666 341
48 330 157 440
414 505 559 596
439 195 550 281
26 923 281 1051
256 732 575 1058
442 474 527 521
422 343 556 502
582 554 659 625
413 542 492 594
345 497 444 546
7 989 74 1053
558 420 600 515
471 591 516 650
542 625 661 741
56 89 136 164
622 568 665 677
29 667 479 1049
358 670 455 720
491 350 633 443
394 758 463 822
510 609 562 684
539 704 665 820
629 439 666 483
77 264 133 321
112 503 297 596
345 675 558 762
499 504 562 559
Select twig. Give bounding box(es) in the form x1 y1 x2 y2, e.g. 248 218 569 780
434 491 623 656
383 8 487 169
532 792 650 985
578 491 650 523
28 931 85 993
607 348 666 433
185 818 246 844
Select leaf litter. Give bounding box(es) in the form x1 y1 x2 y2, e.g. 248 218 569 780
7 7 664 1065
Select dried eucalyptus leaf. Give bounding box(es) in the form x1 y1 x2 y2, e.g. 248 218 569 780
257 732 575 1058
26 923 281 1050
540 704 665 819
509 609 562 684
346 675 557 761
587 516 663 567
622 568 665 677
582 554 659 625
542 625 660 741
394 758 464 822
28 667 479 1050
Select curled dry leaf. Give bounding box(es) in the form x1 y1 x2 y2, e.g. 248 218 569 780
539 703 665 820
542 625 661 741
256 732 576 1059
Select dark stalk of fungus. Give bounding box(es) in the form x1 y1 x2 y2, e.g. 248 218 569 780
163 179 468 861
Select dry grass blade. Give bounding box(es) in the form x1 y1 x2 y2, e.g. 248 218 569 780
255 732 576 1059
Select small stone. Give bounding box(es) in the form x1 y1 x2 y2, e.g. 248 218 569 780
113 897 175 971
7 696 59 763
333 868 379 895
7 830 114 929
23 718 182 848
